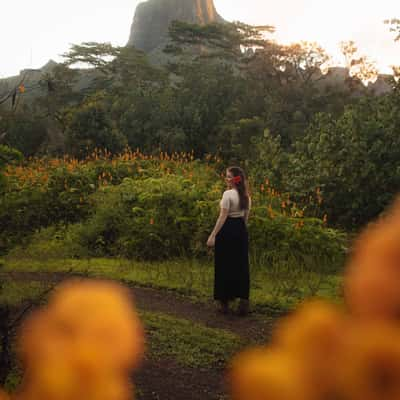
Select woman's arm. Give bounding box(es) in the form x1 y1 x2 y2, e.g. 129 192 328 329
211 208 229 237
244 209 250 225
207 208 229 247
244 197 251 225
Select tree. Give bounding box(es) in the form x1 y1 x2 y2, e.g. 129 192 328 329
385 18 400 42
240 40 351 147
0 144 22 192
36 64 81 132
65 92 127 157
288 93 400 228
63 43 172 152
165 21 351 152
165 20 275 63
0 110 47 156
339 41 379 87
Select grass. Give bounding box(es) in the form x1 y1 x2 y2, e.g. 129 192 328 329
1 256 343 312
0 280 52 306
141 311 243 369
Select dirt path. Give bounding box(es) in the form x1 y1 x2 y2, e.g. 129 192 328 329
1 271 275 342
134 358 228 400
131 285 273 342
1 271 279 400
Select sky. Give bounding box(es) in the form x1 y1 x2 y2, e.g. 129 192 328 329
1 0 399 78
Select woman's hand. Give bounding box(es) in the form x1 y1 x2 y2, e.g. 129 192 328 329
207 234 215 247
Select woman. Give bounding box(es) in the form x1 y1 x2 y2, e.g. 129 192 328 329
207 166 251 316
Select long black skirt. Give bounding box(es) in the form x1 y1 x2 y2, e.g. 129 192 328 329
214 217 249 302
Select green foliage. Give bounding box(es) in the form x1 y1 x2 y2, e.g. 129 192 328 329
0 159 97 252
288 93 400 228
0 145 22 191
166 21 274 62
37 64 81 133
249 212 346 270
73 174 219 259
6 225 87 261
1 154 346 268
164 61 241 155
0 111 47 156
64 172 345 263
65 91 127 156
63 42 120 72
0 145 22 168
246 128 288 188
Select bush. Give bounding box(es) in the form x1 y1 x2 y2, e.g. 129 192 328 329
1 153 346 268
74 175 218 259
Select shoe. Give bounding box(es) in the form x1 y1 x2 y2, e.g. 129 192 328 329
237 299 249 316
217 300 229 315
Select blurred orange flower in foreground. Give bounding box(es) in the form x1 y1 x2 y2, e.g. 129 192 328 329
339 321 400 400
13 280 144 400
229 196 400 400
273 301 346 390
345 198 400 320
230 348 309 400
0 390 9 400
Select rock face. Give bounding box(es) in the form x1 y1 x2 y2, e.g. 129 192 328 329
127 0 223 53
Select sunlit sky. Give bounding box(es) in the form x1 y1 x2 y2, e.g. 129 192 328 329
1 0 399 77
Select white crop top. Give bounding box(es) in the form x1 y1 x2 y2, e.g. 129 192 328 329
220 189 251 217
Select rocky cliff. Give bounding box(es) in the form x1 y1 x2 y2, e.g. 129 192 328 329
127 0 223 53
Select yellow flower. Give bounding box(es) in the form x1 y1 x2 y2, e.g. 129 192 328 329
345 198 400 320
229 348 311 400
273 300 346 393
338 321 400 400
0 390 9 400
18 280 144 400
49 280 144 368
21 361 78 400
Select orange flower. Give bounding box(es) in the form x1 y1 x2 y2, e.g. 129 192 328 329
0 390 9 400
345 198 400 320
18 280 144 400
338 321 400 400
268 205 274 218
295 221 304 229
150 218 154 225
273 300 346 392
229 348 311 400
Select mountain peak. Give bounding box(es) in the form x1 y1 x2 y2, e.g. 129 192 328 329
127 0 223 53
41 59 58 73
